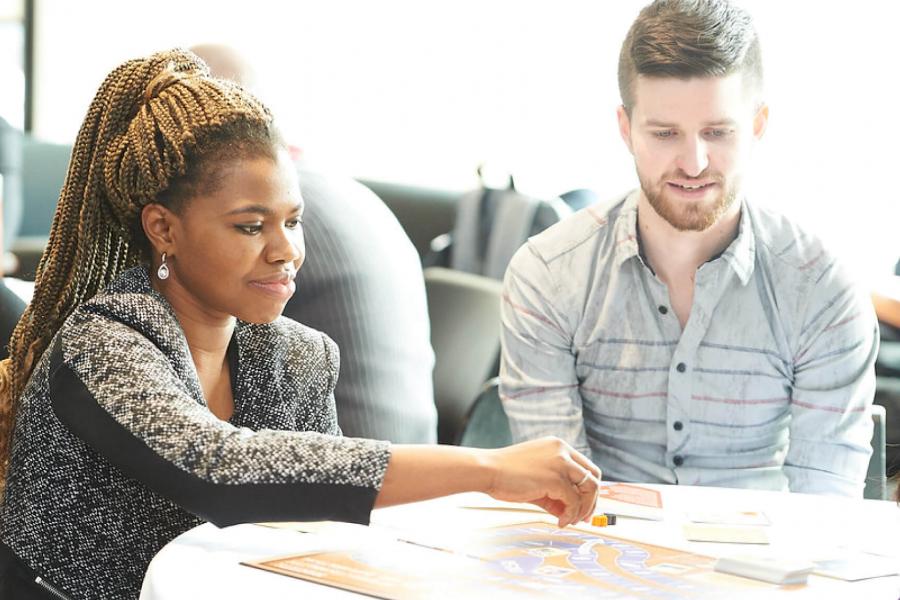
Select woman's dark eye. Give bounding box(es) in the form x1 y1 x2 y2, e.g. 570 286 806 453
237 224 263 235
286 218 303 230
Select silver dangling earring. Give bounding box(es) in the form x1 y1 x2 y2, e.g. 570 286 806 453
157 252 170 280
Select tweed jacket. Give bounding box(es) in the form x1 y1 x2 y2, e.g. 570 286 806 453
0 267 391 600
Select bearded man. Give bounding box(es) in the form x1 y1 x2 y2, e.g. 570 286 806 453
499 0 878 497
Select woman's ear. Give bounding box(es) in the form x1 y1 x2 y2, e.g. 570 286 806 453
141 203 178 256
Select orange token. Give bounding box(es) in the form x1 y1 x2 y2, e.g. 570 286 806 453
591 514 608 527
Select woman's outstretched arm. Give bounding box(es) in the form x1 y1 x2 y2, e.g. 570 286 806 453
376 437 601 528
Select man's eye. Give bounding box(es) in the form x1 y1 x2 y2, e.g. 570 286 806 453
237 224 263 235
653 130 676 139
705 129 732 138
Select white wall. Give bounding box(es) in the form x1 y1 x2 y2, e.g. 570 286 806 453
32 0 899 279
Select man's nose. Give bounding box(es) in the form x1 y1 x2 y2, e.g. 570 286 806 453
676 137 709 178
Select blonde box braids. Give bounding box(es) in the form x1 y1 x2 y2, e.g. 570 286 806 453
0 48 274 488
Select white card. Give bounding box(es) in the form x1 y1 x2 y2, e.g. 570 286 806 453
813 553 900 581
687 510 770 526
683 523 770 544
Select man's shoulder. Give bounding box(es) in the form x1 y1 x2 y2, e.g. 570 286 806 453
523 194 628 266
292 170 422 283
298 169 408 238
750 203 845 284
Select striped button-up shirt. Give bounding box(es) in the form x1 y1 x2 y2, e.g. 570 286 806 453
500 191 877 497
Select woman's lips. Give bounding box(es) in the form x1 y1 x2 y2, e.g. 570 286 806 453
249 278 296 299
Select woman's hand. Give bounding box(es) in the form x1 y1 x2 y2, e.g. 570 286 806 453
480 437 601 528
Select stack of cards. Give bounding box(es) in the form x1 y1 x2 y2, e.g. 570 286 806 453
683 510 770 545
714 555 815 585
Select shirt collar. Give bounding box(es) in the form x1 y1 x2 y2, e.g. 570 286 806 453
613 190 641 268
613 190 756 285
719 199 756 285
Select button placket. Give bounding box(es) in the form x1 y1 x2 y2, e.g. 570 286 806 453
667 260 734 473
667 295 704 471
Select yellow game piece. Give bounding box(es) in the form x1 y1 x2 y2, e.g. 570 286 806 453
592 514 608 527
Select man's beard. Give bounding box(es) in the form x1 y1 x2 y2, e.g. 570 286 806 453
639 169 739 232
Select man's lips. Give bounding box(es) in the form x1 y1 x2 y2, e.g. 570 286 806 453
666 180 717 191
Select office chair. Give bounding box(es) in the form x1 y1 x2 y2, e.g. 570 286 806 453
865 404 887 500
457 378 512 448
424 267 502 444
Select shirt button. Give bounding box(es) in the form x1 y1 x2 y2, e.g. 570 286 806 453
658 305 668 315
673 455 684 467
673 421 683 431
676 362 687 373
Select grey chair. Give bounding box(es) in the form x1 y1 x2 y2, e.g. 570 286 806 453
11 137 72 277
424 185 571 281
20 136 70 239
865 404 888 500
359 179 459 260
425 267 502 444
457 378 512 448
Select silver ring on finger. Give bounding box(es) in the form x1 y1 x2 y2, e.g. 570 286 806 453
574 472 590 488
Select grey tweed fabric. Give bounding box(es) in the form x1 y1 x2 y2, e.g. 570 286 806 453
0 266 391 599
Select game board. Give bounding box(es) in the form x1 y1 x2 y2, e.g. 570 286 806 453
245 521 784 599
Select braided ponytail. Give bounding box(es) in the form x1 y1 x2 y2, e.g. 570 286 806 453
0 48 278 489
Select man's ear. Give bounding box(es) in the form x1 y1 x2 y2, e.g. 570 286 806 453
141 203 178 256
617 105 634 154
753 103 769 140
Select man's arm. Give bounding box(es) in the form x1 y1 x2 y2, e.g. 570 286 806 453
500 244 589 456
785 269 879 496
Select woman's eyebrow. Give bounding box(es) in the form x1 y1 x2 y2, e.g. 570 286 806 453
224 202 303 217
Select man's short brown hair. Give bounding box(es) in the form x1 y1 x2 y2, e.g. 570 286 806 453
618 0 763 114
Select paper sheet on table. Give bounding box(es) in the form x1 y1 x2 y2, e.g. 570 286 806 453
254 521 398 549
813 550 900 581
687 510 770 526
683 523 770 544
460 482 665 521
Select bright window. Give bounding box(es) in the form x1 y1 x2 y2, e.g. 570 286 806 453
31 0 899 279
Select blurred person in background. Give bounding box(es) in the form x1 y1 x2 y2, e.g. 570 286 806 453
191 44 438 443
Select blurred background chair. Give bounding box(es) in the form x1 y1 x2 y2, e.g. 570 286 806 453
423 170 572 280
8 136 71 279
359 178 458 260
865 404 888 500
425 266 502 444
558 188 600 212
457 378 512 448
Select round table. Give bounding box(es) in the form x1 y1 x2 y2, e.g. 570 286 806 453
140 484 900 599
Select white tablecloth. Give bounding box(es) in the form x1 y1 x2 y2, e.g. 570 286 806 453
141 484 900 599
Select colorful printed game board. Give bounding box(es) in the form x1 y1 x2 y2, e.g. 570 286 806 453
245 521 784 599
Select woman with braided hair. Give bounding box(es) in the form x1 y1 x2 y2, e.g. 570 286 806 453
0 50 601 599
